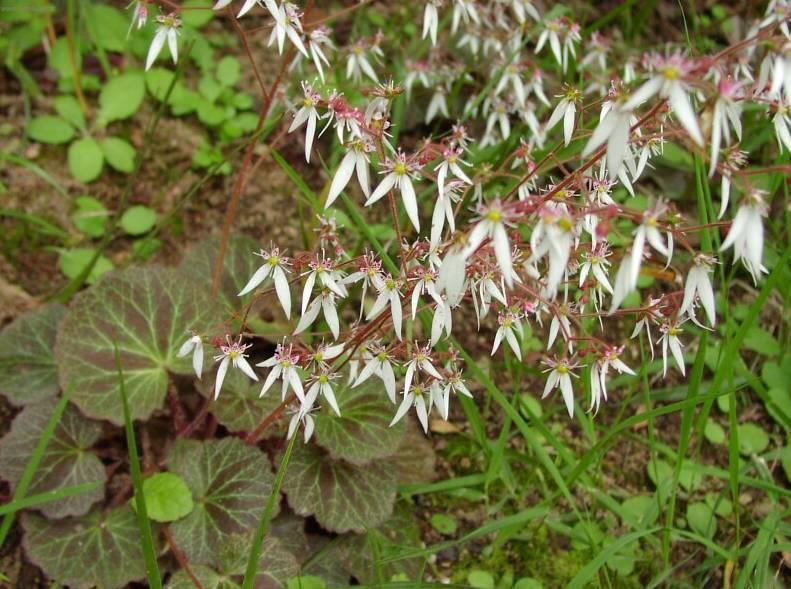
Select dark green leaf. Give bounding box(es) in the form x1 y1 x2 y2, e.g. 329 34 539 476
313 380 406 466
138 472 194 523
22 506 150 589
97 71 145 126
27 115 74 144
0 401 106 518
0 303 64 405
168 438 277 567
68 137 104 183
430 513 457 535
181 0 214 28
101 137 136 173
54 266 221 424
282 443 397 534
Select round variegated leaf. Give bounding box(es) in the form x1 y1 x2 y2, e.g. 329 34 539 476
391 420 437 485
0 401 106 518
54 266 221 424
166 536 299 589
313 380 406 466
178 234 261 309
282 443 397 534
168 438 277 566
0 303 65 405
22 505 149 589
337 503 424 583
198 368 282 433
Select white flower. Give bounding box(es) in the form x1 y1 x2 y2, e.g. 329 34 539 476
545 87 580 146
623 53 703 146
326 140 373 208
582 99 635 179
709 78 743 176
542 357 578 417
366 274 404 340
719 192 768 284
426 89 450 124
213 336 258 400
590 347 634 414
462 200 515 288
492 310 523 359
257 341 304 402
579 245 613 294
145 14 180 71
529 201 575 299
773 104 791 152
127 1 148 34
238 246 292 318
430 179 463 249
422 1 440 45
410 267 442 319
286 403 317 442
439 370 472 420
430 295 453 346
435 147 473 197
300 253 347 315
436 247 468 307
547 306 573 352
178 334 204 379
306 26 333 82
679 254 717 327
403 343 443 395
212 0 257 17
390 381 432 433
346 39 379 83
296 288 341 339
353 342 397 403
305 369 341 416
630 296 663 358
451 0 480 33
658 321 686 377
308 341 345 369
289 83 323 163
264 0 309 58
536 19 564 67
366 151 422 232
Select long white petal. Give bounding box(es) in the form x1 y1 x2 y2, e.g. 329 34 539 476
366 173 397 206
326 152 356 209
622 76 663 110
390 392 414 427
238 264 272 296
214 357 230 399
390 291 403 339
145 29 167 71
192 344 203 379
668 84 703 146
273 267 292 319
400 176 421 232
323 298 340 340
236 356 259 382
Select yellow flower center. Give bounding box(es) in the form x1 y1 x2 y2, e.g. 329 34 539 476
557 217 573 232
486 209 502 223
556 364 568 374
394 162 407 176
661 66 680 81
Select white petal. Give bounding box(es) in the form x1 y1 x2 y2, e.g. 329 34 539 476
415 396 429 433
323 297 340 340
260 366 280 397
294 297 321 334
192 344 204 379
322 383 341 416
366 173 397 206
399 176 421 232
326 151 356 209
145 29 167 71
273 267 292 319
236 356 259 382
560 374 575 417
214 357 230 399
390 393 414 427
668 83 703 146
390 291 403 339
238 264 272 296
622 76 663 110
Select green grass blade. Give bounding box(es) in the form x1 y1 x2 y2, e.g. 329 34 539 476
242 432 298 589
115 344 162 589
663 329 708 564
0 483 103 517
567 527 660 589
271 148 323 213
0 388 72 548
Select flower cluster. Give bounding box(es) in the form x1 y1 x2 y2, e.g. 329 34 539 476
142 0 791 438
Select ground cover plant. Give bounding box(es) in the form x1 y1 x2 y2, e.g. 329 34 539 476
1 0 791 587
